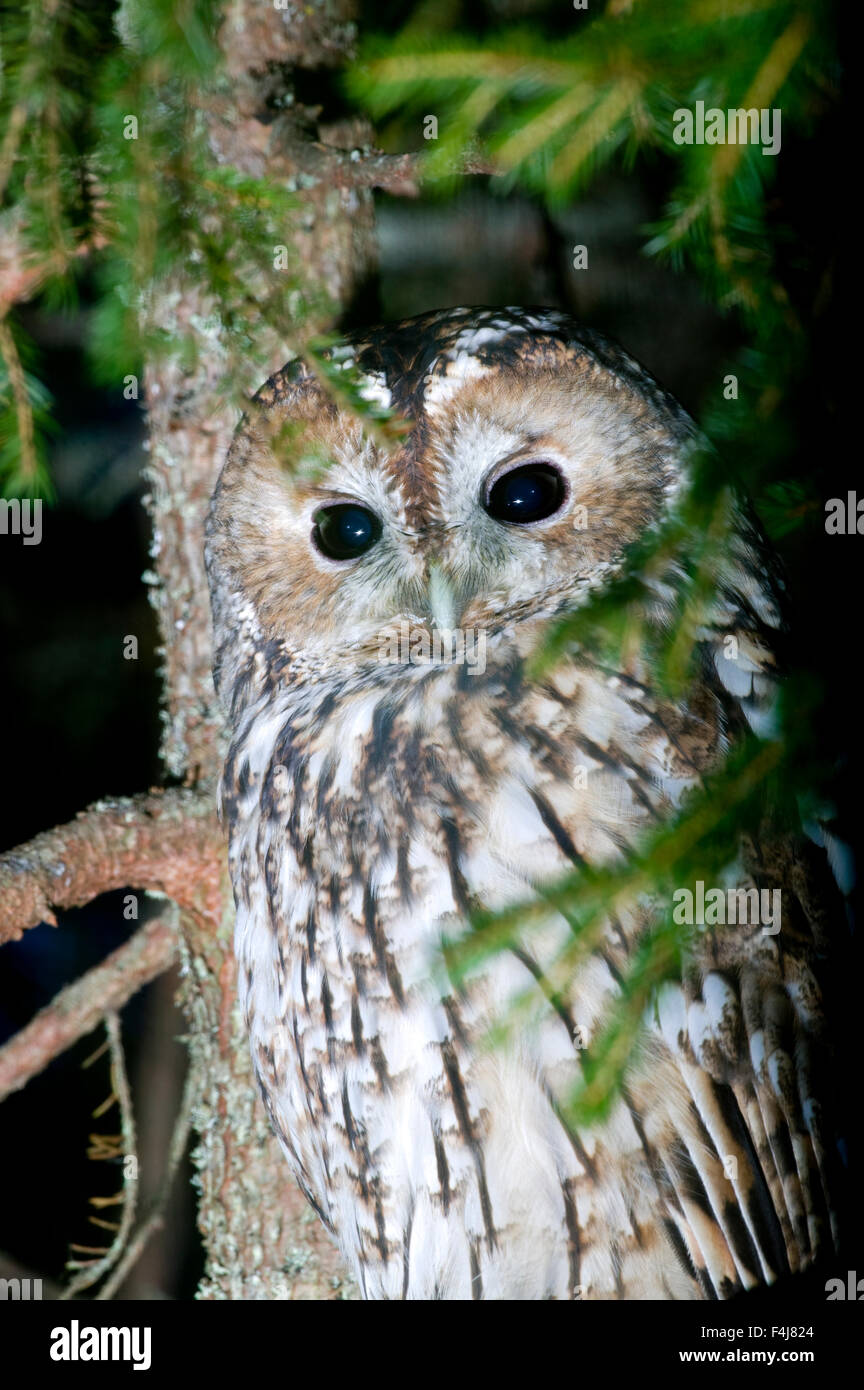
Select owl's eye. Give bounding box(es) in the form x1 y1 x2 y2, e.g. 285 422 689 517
484 463 566 525
313 504 381 560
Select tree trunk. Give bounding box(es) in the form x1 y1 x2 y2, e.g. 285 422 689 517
138 0 373 1299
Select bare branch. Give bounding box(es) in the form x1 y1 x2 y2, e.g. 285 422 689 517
0 917 177 1102
97 1055 195 1300
0 787 223 946
62 1013 138 1299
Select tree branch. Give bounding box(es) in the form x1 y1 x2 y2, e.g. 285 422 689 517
275 114 497 197
97 1052 194 1300
0 917 178 1102
61 1011 139 1298
0 786 223 945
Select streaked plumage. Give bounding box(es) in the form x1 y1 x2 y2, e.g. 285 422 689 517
205 307 844 1300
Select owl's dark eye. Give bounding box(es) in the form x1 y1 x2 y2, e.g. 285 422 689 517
313 504 381 560
484 463 566 525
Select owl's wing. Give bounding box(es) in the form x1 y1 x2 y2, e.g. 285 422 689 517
656 518 851 1294
446 565 847 1298
649 835 845 1297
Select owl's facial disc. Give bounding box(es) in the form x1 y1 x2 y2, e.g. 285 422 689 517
208 333 687 673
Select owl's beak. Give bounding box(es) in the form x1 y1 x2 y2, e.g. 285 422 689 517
425 561 460 630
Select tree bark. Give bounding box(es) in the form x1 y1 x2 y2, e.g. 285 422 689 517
139 0 374 1298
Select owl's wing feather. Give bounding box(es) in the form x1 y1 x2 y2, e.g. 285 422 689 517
653 940 838 1296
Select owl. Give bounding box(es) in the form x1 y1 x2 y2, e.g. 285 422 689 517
205 306 845 1300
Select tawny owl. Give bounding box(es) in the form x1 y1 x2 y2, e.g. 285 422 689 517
205 306 846 1300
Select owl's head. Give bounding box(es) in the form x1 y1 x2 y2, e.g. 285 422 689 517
205 307 694 704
